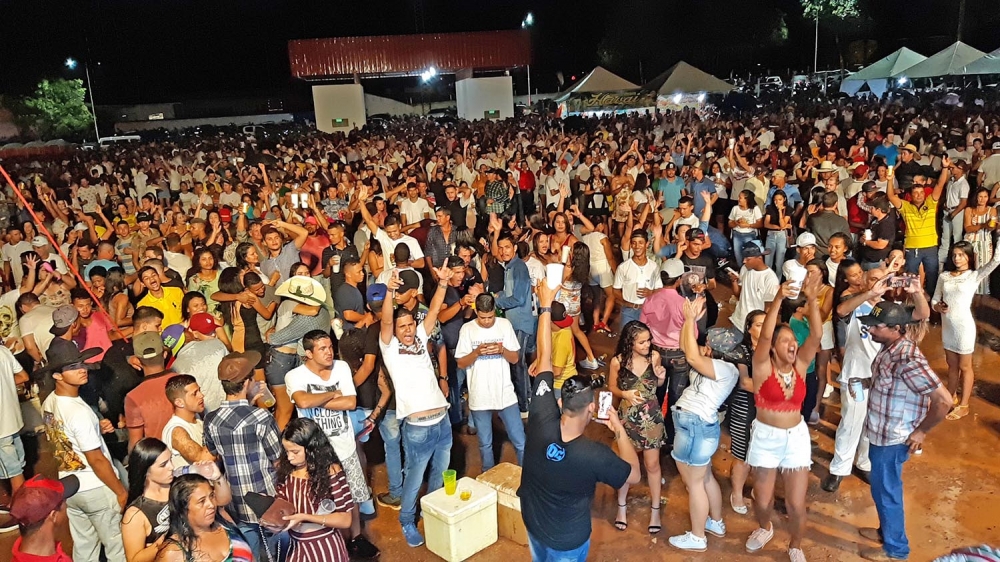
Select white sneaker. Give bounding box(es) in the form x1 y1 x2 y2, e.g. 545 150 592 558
669 531 708 552
789 547 807 562
705 517 727 537
823 384 834 399
746 525 774 552
578 357 600 370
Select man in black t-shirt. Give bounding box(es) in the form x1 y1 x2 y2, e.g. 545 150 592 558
518 282 639 560
860 196 897 270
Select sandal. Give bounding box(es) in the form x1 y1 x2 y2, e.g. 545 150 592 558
614 503 627 531
648 506 661 534
946 404 969 421
595 322 610 334
730 494 749 515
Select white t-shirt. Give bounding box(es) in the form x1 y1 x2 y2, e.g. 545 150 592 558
219 191 242 208
581 231 611 270
161 415 204 468
21 305 56 359
0 346 25 437
399 198 433 225
171 340 227 412
41 393 115 492
454 318 520 411
730 267 779 331
284 362 358 457
782 258 808 285
379 324 448 420
674 359 739 423
839 301 881 383
728 206 763 234
373 229 424 268
613 258 663 305
2 241 32 288
0 289 23 345
165 250 193 280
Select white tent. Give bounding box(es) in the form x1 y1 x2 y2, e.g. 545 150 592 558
559 66 638 97
642 61 734 95
959 47 1000 75
894 41 986 79
840 47 926 97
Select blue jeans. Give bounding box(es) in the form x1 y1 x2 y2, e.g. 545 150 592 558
619 306 641 331
764 230 788 278
513 330 535 412
904 247 939 299
470 404 526 471
446 351 466 425
399 415 452 526
869 444 911 559
528 532 590 562
732 230 758 264
378 410 403 498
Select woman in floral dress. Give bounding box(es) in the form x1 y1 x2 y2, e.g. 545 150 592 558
607 320 667 535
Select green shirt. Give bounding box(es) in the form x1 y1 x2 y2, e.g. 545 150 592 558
789 316 816 374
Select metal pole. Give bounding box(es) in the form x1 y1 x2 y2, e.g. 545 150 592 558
527 64 532 105
957 0 966 41
813 17 819 74
84 62 100 142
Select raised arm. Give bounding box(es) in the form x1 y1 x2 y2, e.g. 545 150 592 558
680 297 717 379
794 274 824 375
754 281 791 379
929 155 951 202
422 265 455 333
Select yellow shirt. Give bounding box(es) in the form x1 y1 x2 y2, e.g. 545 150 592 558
899 197 938 249
138 286 184 327
551 327 577 389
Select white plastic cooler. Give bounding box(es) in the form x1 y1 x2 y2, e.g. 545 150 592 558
420 477 498 561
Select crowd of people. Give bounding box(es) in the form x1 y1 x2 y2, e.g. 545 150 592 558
0 97 998 562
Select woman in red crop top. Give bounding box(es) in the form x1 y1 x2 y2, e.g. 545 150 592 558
745 276 822 562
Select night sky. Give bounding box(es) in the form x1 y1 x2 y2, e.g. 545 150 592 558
2 0 998 106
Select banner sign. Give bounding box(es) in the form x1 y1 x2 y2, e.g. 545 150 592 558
564 90 657 114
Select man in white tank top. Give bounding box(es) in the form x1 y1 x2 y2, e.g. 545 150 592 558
161 374 210 469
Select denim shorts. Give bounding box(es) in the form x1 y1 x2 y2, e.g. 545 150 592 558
266 348 300 386
670 409 720 467
0 433 26 479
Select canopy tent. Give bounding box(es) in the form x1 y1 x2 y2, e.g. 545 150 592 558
642 61 734 95
556 66 638 101
894 41 986 79
840 47 926 97
959 47 1000 75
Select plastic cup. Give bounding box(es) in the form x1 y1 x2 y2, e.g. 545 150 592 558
788 266 807 298
459 486 472 501
561 246 571 263
545 263 564 290
443 470 457 495
331 255 341 274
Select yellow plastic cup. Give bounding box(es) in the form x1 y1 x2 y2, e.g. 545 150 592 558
443 470 457 495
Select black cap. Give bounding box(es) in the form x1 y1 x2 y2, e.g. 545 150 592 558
136 212 153 223
858 300 914 327
398 270 421 293
862 180 878 193
741 240 771 259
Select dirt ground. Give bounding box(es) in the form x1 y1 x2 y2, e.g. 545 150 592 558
4 302 1000 562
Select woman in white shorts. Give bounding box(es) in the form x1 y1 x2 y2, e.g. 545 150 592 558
745 276 823 562
572 209 617 335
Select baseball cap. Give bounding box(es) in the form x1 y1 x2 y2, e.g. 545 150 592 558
218 351 262 382
551 301 573 329
686 228 707 242
741 240 771 259
772 169 786 179
189 312 219 336
366 283 388 302
852 164 870 178
160 324 187 358
857 300 915 327
992 141 1000 150
31 236 49 247
73 222 89 232
50 305 79 332
902 143 918 153
862 180 878 193
136 212 153 223
792 232 817 248
707 327 743 354
219 208 233 223
133 331 165 360
398 270 421 293
9 475 79 527
661 259 685 279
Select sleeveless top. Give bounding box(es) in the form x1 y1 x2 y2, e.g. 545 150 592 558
756 365 806 412
128 495 170 545
176 522 253 562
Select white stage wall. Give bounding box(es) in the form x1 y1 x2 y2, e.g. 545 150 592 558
456 77 513 121
312 84 366 132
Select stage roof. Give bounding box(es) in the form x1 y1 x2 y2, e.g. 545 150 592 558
289 31 531 80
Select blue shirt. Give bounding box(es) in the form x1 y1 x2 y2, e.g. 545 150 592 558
766 184 804 209
690 178 718 217
495 257 535 335
873 143 899 167
657 177 686 208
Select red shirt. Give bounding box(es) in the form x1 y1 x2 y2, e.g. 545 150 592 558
846 194 869 234
124 370 176 440
74 311 114 361
518 169 536 193
12 538 73 562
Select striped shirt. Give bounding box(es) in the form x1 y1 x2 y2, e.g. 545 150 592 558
865 337 941 447
276 471 353 562
204 399 282 524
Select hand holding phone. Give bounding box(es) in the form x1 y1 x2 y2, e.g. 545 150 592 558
596 390 613 420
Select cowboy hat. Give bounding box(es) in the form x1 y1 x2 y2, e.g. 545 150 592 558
275 275 328 306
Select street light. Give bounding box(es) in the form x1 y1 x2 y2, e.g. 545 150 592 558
521 13 534 104
65 57 100 142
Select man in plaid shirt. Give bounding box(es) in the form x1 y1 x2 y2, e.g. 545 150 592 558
857 301 951 561
204 351 282 557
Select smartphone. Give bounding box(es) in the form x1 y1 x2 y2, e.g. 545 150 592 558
597 390 613 420
888 275 909 289
724 266 738 277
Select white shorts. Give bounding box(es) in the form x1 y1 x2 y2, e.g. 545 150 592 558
821 320 835 351
746 419 812 470
590 265 613 288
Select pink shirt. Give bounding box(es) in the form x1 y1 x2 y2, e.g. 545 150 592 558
74 311 114 361
639 288 688 348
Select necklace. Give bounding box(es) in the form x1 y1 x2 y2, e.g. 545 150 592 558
777 368 794 387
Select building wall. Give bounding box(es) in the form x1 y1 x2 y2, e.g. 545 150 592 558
312 84 366 132
456 76 514 120
114 113 294 132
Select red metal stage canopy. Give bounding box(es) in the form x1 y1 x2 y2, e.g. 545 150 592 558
289 30 531 80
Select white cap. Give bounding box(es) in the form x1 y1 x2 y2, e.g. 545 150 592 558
661 259 685 279
792 232 817 248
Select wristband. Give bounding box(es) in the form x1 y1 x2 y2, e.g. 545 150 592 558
539 306 552 314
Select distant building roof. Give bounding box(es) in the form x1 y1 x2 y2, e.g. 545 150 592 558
289 31 531 80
